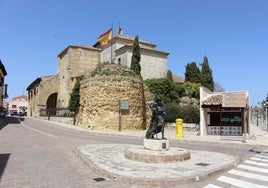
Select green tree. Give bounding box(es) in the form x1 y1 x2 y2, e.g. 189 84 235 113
185 62 201 83
144 78 183 104
130 35 141 76
166 70 173 81
181 82 201 99
68 76 83 112
200 56 214 91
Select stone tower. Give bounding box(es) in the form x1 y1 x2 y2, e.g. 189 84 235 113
57 46 101 108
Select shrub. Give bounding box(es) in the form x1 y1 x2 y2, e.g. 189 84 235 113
164 103 180 123
177 105 200 124
163 104 199 124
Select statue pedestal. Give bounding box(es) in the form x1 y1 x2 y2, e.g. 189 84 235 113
143 138 169 151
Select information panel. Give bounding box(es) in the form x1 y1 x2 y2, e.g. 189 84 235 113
119 100 129 110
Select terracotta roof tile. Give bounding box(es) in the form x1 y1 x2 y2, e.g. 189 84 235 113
202 91 249 107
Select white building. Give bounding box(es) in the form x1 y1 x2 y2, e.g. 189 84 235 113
200 87 250 136
94 28 169 80
8 95 28 115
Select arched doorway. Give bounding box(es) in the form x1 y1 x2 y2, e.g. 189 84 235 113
47 93 58 115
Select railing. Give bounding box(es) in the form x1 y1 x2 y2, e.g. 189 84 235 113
40 108 74 118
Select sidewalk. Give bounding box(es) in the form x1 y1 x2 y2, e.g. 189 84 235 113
17 118 268 186
49 119 268 146
40 119 268 185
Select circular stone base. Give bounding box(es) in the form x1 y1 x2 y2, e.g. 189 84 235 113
124 146 191 163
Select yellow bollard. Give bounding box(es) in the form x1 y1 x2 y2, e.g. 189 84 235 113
175 118 184 137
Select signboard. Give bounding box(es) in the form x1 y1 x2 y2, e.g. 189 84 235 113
119 100 129 110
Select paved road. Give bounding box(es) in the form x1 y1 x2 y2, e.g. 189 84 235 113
204 150 268 188
0 117 130 187
0 117 266 187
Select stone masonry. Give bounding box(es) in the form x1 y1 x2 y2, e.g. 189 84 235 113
27 31 167 130
76 64 154 130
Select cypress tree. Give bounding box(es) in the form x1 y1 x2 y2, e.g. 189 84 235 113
167 70 173 81
200 56 214 91
68 77 83 112
130 35 141 76
185 62 201 83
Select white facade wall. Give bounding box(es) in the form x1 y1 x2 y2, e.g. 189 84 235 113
116 50 131 67
100 36 168 80
199 87 213 136
140 52 167 80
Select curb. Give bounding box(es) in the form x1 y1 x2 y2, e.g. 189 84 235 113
73 146 239 186
28 117 268 147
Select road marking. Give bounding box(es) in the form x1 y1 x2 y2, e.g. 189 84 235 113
21 122 58 138
228 169 268 182
251 157 268 163
244 160 268 167
256 154 268 159
217 176 268 188
203 184 222 188
238 164 268 174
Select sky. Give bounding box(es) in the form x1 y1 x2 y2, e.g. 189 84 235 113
0 0 267 106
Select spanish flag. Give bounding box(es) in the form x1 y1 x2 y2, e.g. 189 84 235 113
97 29 112 45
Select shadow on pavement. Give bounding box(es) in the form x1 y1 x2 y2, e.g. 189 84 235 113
0 116 25 130
0 153 11 180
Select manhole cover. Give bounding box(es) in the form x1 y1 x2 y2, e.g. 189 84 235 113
195 163 210 166
93 177 106 182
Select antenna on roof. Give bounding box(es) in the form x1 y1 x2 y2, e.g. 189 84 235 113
117 22 123 35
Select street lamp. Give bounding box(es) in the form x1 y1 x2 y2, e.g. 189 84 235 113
261 101 268 131
2 84 8 99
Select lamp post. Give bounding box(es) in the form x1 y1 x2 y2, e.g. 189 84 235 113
261 101 268 132
264 101 268 131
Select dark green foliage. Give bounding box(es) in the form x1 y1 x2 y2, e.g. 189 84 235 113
68 77 83 112
143 78 201 123
91 62 136 77
164 103 180 122
130 36 141 76
166 70 173 81
177 105 200 124
185 62 201 83
201 56 214 91
144 78 184 104
181 82 201 99
164 103 200 123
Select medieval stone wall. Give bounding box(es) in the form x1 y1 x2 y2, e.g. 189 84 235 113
76 73 154 130
28 75 58 117
57 46 101 108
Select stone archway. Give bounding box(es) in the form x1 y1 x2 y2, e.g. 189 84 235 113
46 93 58 115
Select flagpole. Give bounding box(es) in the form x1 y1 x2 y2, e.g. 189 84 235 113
110 24 113 63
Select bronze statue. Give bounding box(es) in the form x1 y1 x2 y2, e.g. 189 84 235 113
145 99 166 139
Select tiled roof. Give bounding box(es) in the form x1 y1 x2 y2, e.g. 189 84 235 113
12 95 28 101
202 92 249 107
173 75 185 83
202 94 222 106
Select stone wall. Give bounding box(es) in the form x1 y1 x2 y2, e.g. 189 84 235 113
28 75 59 117
76 73 154 130
57 46 101 108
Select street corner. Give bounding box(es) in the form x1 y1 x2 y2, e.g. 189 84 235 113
74 144 238 186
